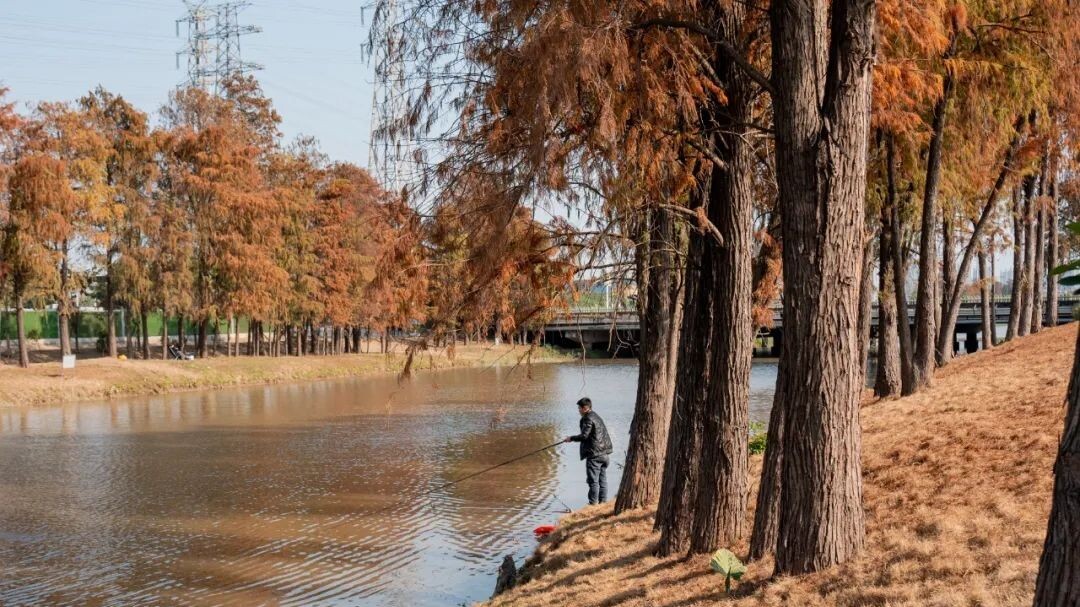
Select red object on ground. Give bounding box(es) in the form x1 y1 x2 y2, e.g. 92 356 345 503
533 525 556 539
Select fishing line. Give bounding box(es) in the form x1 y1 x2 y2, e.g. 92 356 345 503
549 494 573 513
332 440 569 531
423 440 566 494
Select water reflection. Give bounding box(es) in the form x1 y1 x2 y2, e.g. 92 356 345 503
0 360 778 606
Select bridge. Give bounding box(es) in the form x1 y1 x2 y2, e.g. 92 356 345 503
543 296 1079 356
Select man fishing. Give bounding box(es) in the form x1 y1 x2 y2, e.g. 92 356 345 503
563 397 613 505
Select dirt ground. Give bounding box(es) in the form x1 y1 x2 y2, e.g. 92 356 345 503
0 342 568 408
485 323 1076 607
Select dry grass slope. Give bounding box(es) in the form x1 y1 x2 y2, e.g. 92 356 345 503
486 323 1076 607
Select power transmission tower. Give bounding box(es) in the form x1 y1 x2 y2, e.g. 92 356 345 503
368 0 412 196
176 1 263 94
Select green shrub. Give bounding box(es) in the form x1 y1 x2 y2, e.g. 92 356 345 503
748 421 767 455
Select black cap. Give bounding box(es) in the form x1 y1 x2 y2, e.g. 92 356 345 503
576 397 592 408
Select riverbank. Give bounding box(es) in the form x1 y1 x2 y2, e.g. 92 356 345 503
0 343 572 408
486 323 1076 607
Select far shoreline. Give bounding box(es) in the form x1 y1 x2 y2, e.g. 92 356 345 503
0 343 573 409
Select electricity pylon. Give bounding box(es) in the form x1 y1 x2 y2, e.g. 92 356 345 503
368 0 413 196
176 0 262 94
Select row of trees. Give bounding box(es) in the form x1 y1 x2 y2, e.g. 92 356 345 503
376 0 1079 597
0 77 573 368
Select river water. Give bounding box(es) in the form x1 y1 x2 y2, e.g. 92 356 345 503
0 360 778 606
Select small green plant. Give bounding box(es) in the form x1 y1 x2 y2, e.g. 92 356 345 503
710 548 747 593
748 421 767 455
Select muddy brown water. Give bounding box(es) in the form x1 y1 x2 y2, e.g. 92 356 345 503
0 360 778 606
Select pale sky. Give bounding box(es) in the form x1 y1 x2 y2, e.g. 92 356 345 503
0 0 373 165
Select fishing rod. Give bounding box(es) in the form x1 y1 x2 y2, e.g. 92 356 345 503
347 440 568 523
424 440 566 495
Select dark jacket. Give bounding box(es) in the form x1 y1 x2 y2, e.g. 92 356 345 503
570 410 613 460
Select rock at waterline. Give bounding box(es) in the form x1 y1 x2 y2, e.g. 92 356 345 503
493 555 518 597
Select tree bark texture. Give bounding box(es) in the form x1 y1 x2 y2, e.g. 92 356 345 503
16 293 29 368
857 236 874 382
615 207 684 514
1007 186 1023 341
886 135 917 395
749 361 786 560
875 187 901 396
1033 326 1080 606
938 211 956 365
1032 152 1048 334
141 311 150 359
688 45 755 554
1020 175 1037 336
769 0 873 574
161 308 169 360
1046 175 1059 327
654 4 755 557
59 242 72 357
106 270 117 358
979 248 995 350
912 71 954 389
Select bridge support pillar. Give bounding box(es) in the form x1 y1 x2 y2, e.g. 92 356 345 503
965 329 979 354
770 329 783 357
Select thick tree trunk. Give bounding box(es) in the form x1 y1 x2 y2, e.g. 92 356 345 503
991 254 998 340
125 307 134 360
106 271 118 358
178 314 187 353
1033 326 1080 606
140 311 150 360
615 207 684 515
938 211 956 365
979 248 995 350
1007 187 1024 341
887 135 917 395
197 317 210 358
857 236 874 381
769 0 874 574
1046 176 1059 327
59 242 72 357
1020 175 1037 336
15 291 29 368
1032 153 1048 334
654 14 754 554
654 191 710 556
59 309 71 358
748 362 786 560
912 71 955 390
161 309 169 360
687 64 754 554
875 189 901 396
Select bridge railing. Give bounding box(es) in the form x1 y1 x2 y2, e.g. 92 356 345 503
552 294 1079 326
